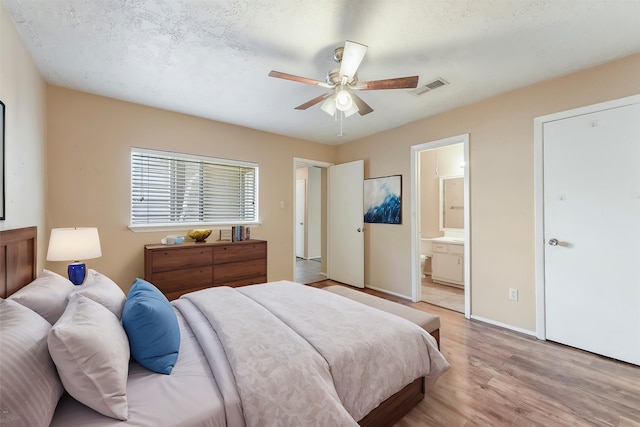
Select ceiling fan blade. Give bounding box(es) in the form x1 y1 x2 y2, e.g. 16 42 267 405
295 93 332 110
350 92 374 116
269 71 332 88
339 41 368 82
354 76 419 90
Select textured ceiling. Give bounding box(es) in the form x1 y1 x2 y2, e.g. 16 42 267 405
4 0 640 144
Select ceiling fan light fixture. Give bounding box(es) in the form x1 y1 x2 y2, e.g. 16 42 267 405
343 102 360 118
268 40 413 120
335 87 353 111
320 95 337 116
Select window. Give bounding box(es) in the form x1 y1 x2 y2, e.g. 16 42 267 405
131 148 258 228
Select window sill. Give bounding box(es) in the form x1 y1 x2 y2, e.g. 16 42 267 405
128 222 261 233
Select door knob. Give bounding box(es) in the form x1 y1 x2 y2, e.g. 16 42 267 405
548 238 559 246
357 228 362 232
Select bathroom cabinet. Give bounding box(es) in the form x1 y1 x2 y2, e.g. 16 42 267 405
431 241 464 287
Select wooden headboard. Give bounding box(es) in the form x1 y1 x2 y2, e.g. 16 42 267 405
0 226 37 298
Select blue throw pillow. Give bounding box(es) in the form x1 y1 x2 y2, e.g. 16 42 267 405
122 278 180 374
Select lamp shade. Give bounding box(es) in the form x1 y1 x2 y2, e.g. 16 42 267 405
335 87 353 111
320 95 337 116
47 228 102 261
343 101 360 118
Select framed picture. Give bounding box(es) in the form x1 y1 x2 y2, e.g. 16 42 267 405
0 100 4 220
364 175 402 224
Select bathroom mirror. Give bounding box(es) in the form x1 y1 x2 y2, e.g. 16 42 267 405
439 175 464 230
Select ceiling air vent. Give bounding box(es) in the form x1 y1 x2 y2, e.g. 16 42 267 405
411 78 448 96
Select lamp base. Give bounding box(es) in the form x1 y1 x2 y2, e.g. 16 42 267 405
68 262 87 286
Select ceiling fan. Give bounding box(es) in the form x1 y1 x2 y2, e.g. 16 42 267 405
268 41 419 117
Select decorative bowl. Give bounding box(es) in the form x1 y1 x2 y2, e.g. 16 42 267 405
187 229 212 243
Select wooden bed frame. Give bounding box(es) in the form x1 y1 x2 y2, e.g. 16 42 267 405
0 225 424 426
0 226 37 298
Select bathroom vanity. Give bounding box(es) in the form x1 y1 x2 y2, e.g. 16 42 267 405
431 237 464 287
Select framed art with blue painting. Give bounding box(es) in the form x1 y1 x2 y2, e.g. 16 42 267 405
364 175 401 224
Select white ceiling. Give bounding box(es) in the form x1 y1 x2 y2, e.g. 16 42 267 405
4 0 640 144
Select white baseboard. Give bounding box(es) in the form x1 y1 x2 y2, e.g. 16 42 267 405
470 315 537 337
364 285 411 301
363 286 536 337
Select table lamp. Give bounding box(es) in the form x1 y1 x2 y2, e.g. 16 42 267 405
47 227 102 285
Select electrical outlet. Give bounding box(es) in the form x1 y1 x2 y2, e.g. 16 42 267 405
509 288 518 301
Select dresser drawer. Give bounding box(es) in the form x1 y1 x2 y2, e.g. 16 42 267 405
222 275 267 288
148 266 213 297
144 240 267 300
150 247 212 273
214 242 266 264
213 259 267 285
163 286 211 302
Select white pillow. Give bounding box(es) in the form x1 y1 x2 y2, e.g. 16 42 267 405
8 269 75 324
48 294 130 420
0 299 64 427
70 269 126 319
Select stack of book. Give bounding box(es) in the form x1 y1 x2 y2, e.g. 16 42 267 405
231 226 251 242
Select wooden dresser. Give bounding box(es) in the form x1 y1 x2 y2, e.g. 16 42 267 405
144 240 267 300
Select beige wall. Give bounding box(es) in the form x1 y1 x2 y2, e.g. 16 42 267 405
45 87 335 291
419 144 464 238
419 150 440 238
337 53 640 332
0 4 47 268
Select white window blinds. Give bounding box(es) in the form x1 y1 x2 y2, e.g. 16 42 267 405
131 148 258 226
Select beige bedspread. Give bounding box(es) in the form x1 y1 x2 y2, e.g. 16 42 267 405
181 285 358 427
239 281 449 420
181 281 449 425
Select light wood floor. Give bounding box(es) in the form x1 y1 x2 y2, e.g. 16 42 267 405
311 280 640 427
421 277 464 313
295 258 326 284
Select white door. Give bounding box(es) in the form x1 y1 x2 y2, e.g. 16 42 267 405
544 103 640 365
328 160 364 287
295 180 305 258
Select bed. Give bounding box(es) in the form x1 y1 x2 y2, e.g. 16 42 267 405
0 226 449 427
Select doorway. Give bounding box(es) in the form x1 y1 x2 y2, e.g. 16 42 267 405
292 158 365 287
294 163 327 284
411 134 470 318
534 95 640 365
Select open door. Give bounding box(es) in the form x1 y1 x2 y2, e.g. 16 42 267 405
295 180 305 258
328 160 364 287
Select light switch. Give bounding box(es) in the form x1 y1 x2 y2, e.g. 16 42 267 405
280 200 285 209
